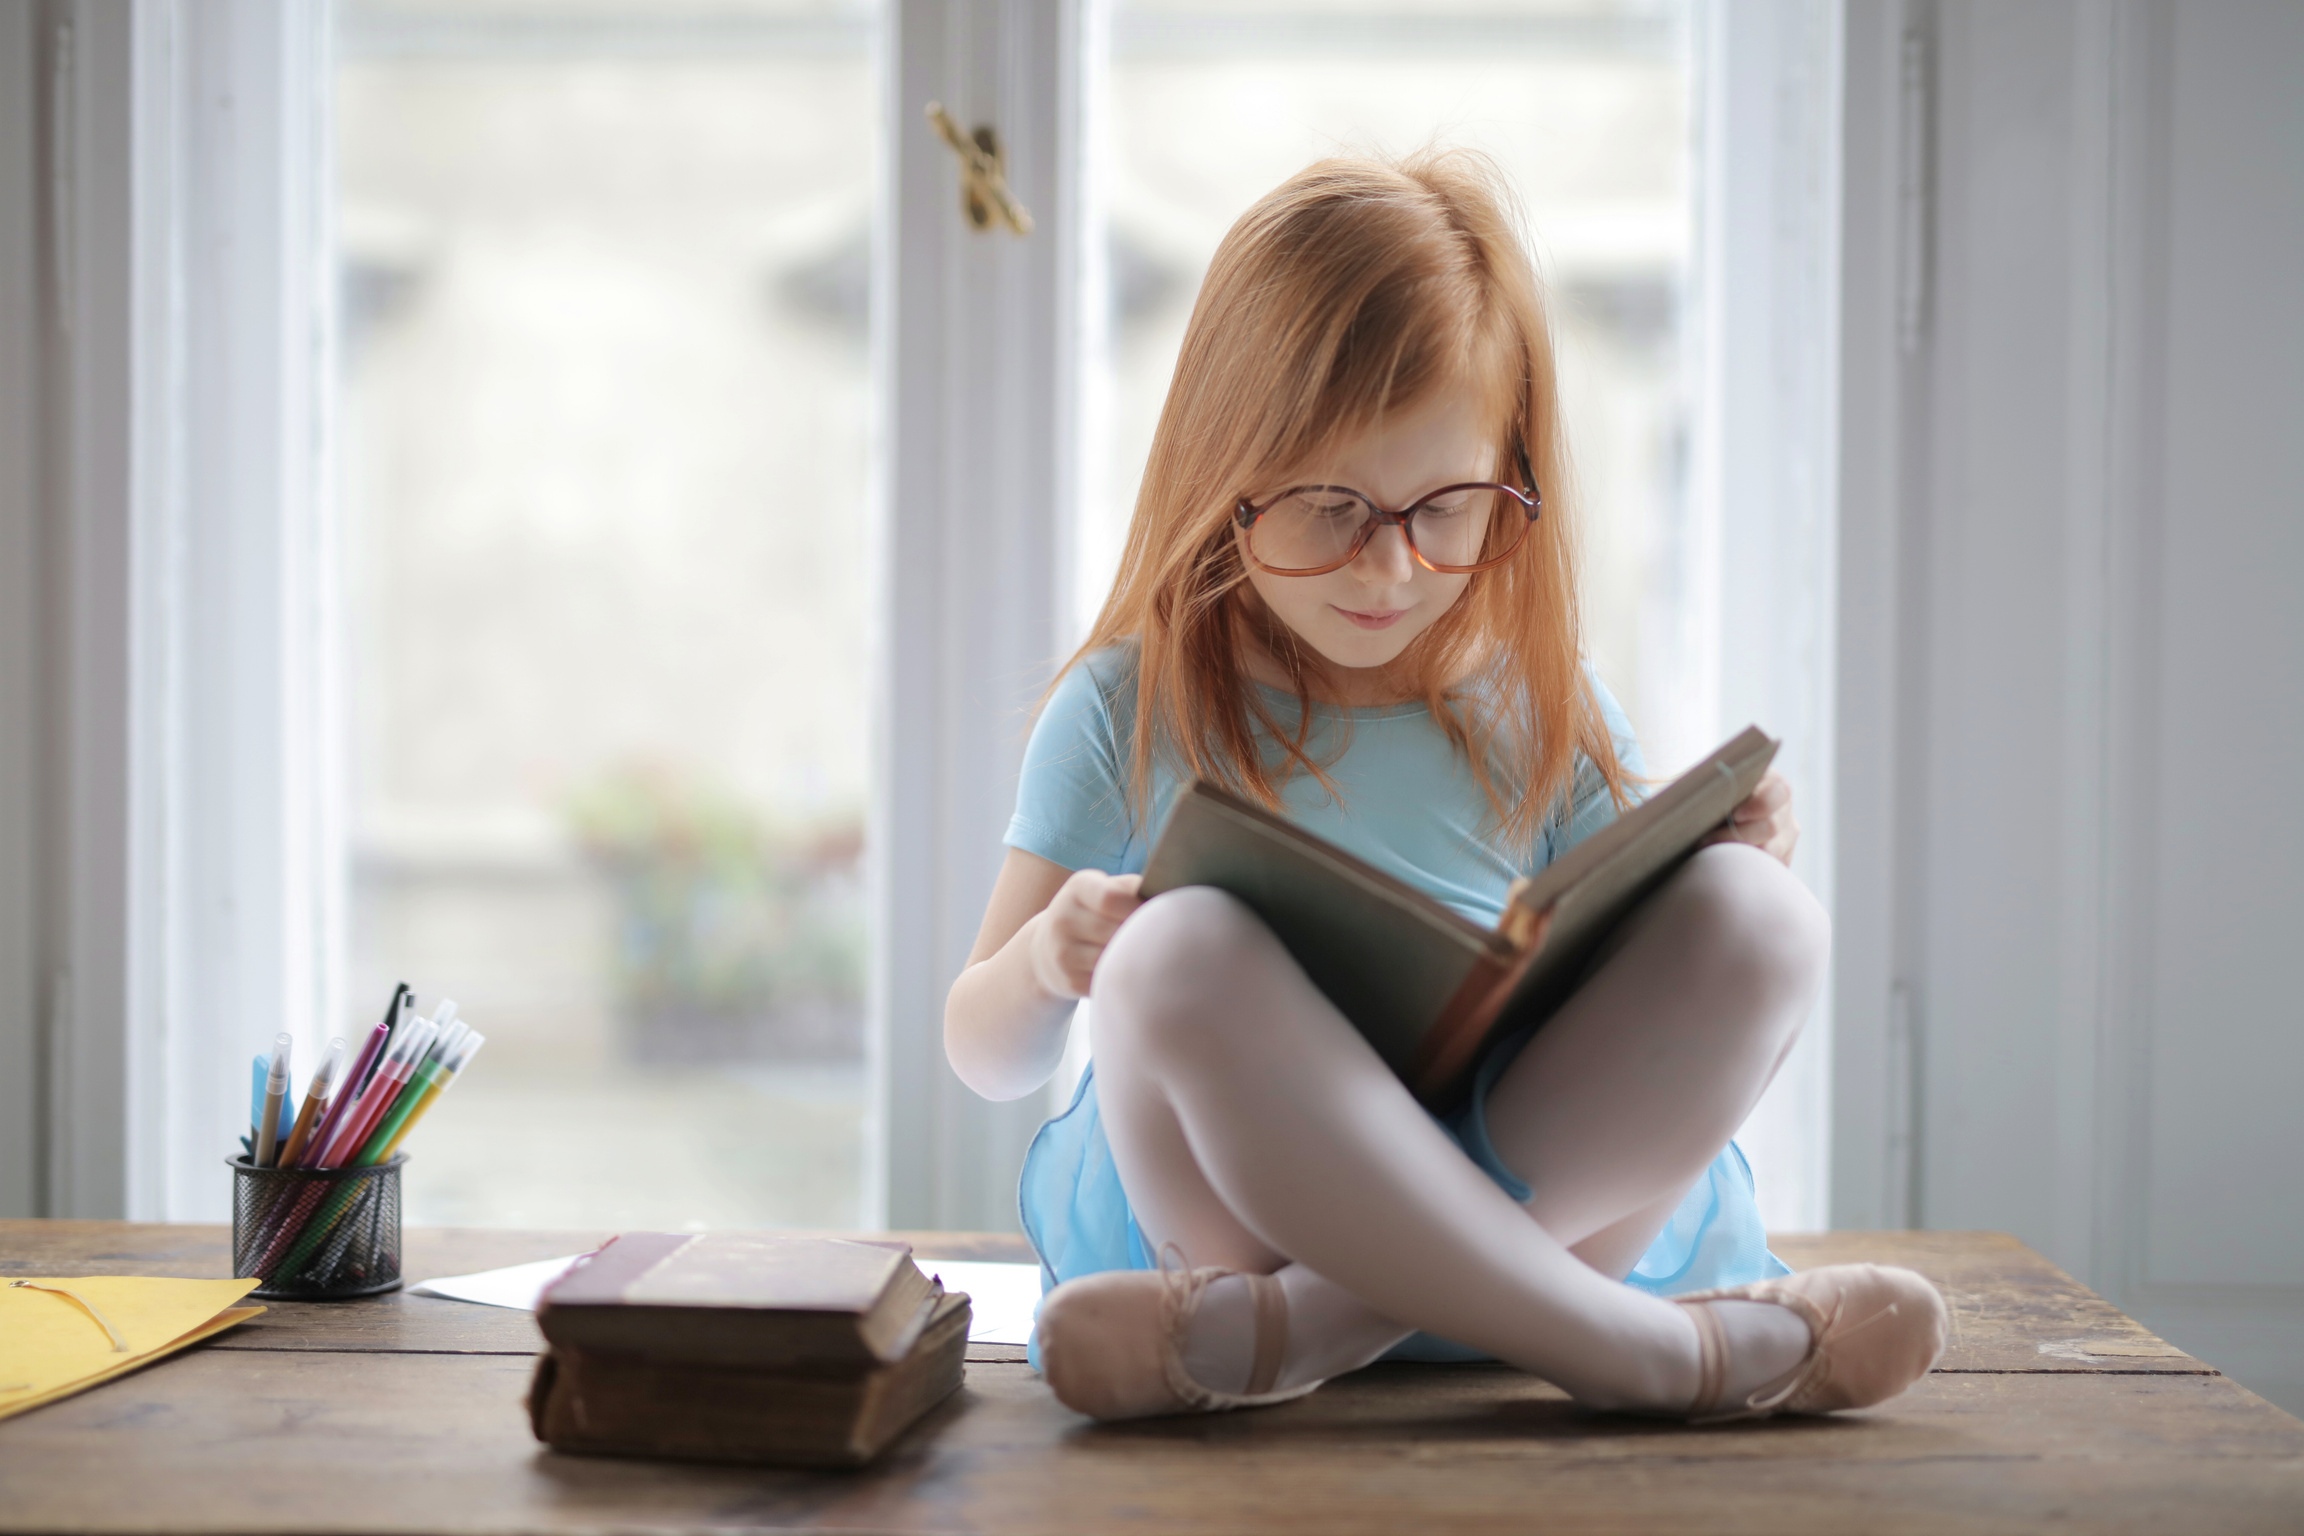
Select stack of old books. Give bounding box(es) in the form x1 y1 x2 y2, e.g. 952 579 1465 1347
527 1231 971 1469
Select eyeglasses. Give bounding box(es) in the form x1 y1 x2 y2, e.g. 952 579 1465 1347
1232 442 1542 577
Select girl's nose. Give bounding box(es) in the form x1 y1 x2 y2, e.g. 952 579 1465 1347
1354 521 1416 581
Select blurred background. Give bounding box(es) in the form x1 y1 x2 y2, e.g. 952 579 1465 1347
336 0 1707 1233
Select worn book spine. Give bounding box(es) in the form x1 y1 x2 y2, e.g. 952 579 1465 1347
1405 942 1537 1107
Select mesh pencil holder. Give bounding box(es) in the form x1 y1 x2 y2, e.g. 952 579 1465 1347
230 1155 406 1300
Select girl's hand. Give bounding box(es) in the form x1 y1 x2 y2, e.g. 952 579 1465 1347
1030 870 1145 1000
1703 769 1800 867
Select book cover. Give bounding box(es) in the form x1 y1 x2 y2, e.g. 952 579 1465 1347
1140 726 1779 1108
539 1232 944 1370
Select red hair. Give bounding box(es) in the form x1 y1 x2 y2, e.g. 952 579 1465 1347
1066 148 1628 848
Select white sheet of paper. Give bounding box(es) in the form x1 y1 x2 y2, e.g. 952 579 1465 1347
921 1260 1042 1347
409 1253 587 1310
409 1252 1044 1347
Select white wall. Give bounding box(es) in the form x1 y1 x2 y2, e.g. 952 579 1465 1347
1835 0 2304 1414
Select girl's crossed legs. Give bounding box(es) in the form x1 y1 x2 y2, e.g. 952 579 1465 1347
1081 841 1828 1413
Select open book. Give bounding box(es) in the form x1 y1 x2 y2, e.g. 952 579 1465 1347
1139 726 1779 1109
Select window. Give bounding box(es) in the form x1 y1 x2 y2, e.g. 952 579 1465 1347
335 0 881 1230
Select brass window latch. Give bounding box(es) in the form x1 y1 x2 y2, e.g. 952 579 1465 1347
925 103 1033 236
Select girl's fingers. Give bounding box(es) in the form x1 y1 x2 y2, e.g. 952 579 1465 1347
1703 811 1791 855
1066 916 1122 954
1062 892 1132 942
1733 772 1792 823
1043 936 1105 997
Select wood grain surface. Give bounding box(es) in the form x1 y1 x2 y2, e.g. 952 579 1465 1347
1 1222 2298 1535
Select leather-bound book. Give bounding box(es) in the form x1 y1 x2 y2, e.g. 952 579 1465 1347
537 1232 945 1370
1141 726 1780 1112
528 1290 972 1468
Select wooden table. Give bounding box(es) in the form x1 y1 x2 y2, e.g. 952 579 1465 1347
2 1222 2299 1534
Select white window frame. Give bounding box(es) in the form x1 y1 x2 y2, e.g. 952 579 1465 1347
1691 0 1845 1235
0 0 44 1220
4 0 340 1221
873 0 1094 1231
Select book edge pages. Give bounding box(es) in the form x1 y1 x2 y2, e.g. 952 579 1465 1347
1501 726 1778 921
860 1271 945 1362
851 1298 971 1462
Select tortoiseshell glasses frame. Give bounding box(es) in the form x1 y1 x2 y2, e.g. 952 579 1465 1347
1232 439 1543 577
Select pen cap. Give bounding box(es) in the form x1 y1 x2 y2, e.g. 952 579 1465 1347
430 997 459 1029
393 1018 440 1076
445 1031 485 1081
266 1033 293 1091
421 1019 468 1074
309 1036 348 1096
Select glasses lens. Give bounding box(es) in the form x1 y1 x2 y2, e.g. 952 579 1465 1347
1250 489 1370 572
1410 486 1510 569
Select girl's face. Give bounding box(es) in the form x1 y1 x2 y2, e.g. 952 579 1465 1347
1237 381 1497 680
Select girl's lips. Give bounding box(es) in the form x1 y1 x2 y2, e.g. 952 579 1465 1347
1334 605 1407 631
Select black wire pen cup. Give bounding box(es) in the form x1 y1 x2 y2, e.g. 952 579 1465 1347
230 1155 406 1300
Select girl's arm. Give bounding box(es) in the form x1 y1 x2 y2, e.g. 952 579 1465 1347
944 848 1143 1102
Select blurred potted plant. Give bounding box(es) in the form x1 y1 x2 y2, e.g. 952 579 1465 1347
567 765 864 1064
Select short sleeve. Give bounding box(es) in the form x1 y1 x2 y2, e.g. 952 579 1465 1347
1553 671 1648 858
1005 651 1141 874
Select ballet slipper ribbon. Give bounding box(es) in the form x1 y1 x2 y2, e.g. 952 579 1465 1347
1244 1273 1289 1396
10 1279 130 1352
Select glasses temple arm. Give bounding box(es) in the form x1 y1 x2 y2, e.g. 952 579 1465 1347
1513 438 1540 507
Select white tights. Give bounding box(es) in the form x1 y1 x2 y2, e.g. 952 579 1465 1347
1086 842 1829 1413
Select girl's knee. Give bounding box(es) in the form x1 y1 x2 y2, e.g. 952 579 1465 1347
1670 843 1830 1012
1091 886 1272 1050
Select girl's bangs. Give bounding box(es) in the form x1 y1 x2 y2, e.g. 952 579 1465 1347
1260 310 1527 491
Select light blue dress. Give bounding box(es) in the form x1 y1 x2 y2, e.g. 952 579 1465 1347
1007 646 1788 1363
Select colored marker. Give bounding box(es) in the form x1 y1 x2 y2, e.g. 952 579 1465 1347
317 1018 436 1168
373 1032 483 1163
277 1037 346 1169
255 1034 293 1167
303 1020 390 1167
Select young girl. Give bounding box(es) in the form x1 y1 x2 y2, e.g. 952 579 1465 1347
946 151 1945 1423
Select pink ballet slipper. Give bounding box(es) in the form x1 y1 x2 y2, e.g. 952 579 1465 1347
1677 1262 1949 1422
1035 1246 1323 1421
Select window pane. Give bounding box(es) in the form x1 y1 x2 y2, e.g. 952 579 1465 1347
1094 0 1702 766
335 0 879 1230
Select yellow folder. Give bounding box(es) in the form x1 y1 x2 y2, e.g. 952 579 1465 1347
0 1275 265 1422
